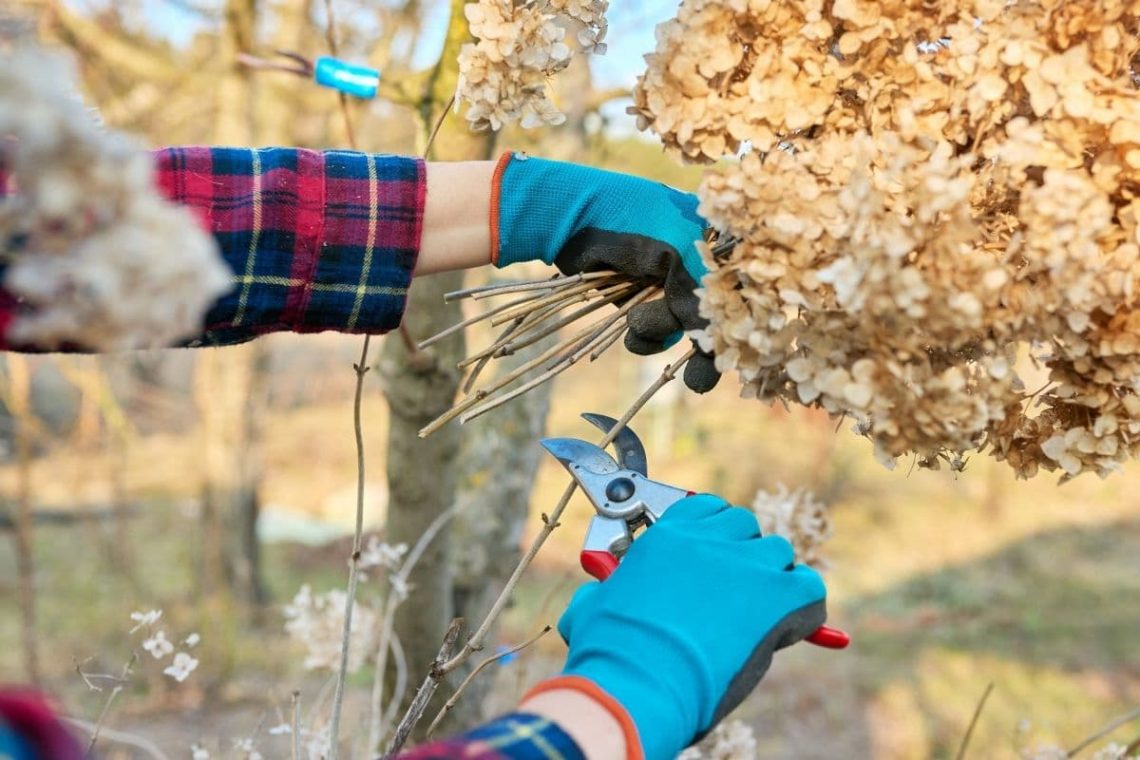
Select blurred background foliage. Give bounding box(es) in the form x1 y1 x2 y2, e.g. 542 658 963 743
0 0 1138 757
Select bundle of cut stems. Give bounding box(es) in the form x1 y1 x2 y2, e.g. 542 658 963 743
416 235 739 438
417 270 660 437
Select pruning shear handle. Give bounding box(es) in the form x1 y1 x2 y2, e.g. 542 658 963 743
577 547 851 649
545 413 851 651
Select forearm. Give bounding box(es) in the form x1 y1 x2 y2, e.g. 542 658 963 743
417 160 496 276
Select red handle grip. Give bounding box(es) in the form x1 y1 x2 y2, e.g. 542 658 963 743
580 549 620 581
577 550 851 650
805 624 850 649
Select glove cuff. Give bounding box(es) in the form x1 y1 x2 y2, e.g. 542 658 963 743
523 675 645 760
489 150 514 266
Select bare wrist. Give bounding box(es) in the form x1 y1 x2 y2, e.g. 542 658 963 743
520 683 637 760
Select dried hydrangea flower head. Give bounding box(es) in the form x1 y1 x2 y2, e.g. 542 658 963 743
751 485 832 569
0 46 230 351
284 584 380 672
633 0 1140 480
456 0 608 130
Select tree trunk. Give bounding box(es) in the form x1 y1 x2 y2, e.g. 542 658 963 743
195 345 270 609
443 334 554 733
377 0 500 738
4 356 41 686
194 0 269 614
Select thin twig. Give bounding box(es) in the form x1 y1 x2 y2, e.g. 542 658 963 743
591 322 629 360
444 274 565 302
423 94 456 158
85 652 137 759
416 390 487 438
381 618 465 759
291 691 301 760
66 717 170 760
467 270 620 300
498 282 640 354
437 347 697 676
470 298 633 396
458 305 636 424
954 682 994 760
419 306 611 437
327 336 372 760
368 505 462 752
1067 706 1140 757
417 289 549 350
425 625 552 738
322 0 356 150
456 299 568 370
468 271 615 301
488 277 618 327
377 634 408 746
461 320 524 393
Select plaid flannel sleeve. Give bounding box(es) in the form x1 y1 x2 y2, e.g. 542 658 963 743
395 713 585 760
0 146 425 351
155 146 424 346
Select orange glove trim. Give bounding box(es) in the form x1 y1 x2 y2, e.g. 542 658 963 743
523 675 645 760
489 151 514 266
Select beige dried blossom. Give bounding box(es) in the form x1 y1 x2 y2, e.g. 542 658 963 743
750 484 831 568
677 719 757 759
456 0 608 130
639 0 1140 480
1022 743 1137 760
283 585 379 673
0 46 231 351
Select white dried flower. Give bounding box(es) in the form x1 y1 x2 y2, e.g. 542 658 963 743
751 485 831 569
456 0 608 130
1090 745 1133 760
163 651 199 682
233 738 263 760
191 745 210 760
183 632 201 648
359 538 408 572
142 630 174 660
0 46 232 351
1020 748 1068 760
389 575 410 602
301 725 331 760
128 609 163 633
267 723 292 736
677 719 757 759
283 585 379 672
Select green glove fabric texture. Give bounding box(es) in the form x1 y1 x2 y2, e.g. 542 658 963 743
557 494 827 760
492 152 720 393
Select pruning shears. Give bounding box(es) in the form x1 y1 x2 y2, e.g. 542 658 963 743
541 413 851 650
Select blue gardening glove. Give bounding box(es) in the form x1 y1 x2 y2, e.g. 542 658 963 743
491 152 720 393
550 495 827 760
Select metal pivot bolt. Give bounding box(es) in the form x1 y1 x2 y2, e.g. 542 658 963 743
605 477 636 503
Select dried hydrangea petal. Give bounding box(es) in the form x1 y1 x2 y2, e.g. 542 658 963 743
0 46 231 351
638 0 1140 480
456 0 608 131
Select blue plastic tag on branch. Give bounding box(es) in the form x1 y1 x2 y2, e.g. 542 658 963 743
314 56 380 99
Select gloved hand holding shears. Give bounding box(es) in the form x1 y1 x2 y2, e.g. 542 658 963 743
517 414 848 760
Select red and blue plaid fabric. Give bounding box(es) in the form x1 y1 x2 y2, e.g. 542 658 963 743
397 712 584 760
0 146 425 349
